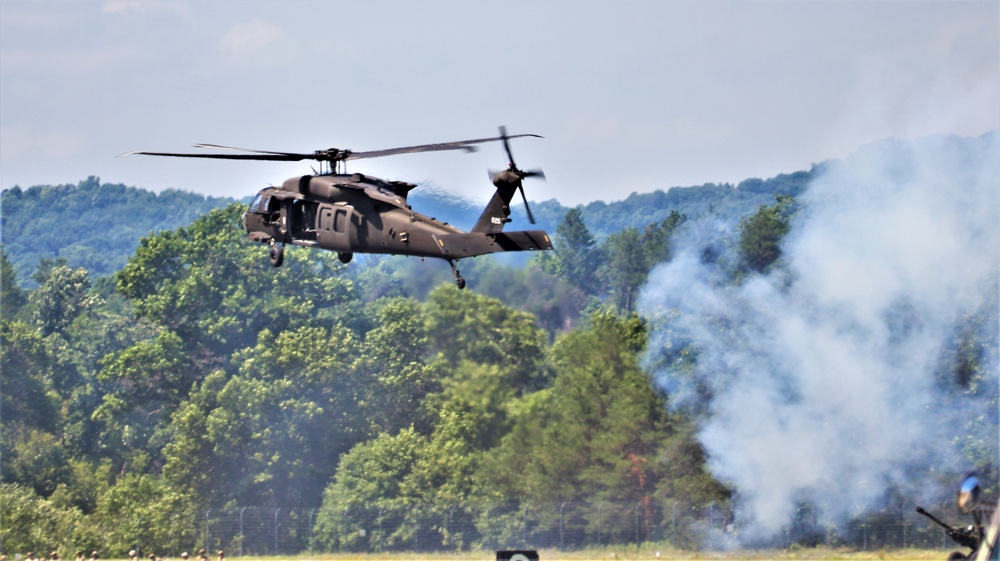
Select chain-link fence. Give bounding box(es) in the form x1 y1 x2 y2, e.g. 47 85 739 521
182 500 960 555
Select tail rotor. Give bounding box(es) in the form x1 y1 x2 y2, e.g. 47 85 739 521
490 126 545 224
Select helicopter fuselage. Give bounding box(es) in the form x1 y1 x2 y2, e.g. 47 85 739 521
130 127 550 288
241 172 552 264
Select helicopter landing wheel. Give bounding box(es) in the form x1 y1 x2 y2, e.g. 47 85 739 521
338 252 353 264
269 242 285 268
448 259 466 290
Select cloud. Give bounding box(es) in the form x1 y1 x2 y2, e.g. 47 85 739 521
219 20 284 57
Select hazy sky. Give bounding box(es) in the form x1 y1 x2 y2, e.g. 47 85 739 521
2 0 997 206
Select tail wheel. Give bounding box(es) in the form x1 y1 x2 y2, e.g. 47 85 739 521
269 243 284 267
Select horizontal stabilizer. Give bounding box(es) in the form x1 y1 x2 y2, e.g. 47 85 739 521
434 230 552 258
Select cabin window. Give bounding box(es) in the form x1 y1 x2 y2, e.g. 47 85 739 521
334 209 348 233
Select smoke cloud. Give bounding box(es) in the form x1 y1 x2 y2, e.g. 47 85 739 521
639 132 999 543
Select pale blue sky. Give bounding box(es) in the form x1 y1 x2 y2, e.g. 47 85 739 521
2 0 997 205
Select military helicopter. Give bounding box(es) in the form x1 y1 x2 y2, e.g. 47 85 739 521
128 127 552 288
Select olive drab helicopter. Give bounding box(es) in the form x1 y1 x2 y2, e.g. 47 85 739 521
127 127 552 288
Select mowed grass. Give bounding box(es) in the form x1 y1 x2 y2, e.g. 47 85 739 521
247 548 953 560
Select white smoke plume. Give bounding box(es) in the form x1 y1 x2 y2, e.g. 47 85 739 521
639 132 999 543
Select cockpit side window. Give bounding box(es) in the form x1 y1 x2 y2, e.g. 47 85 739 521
249 194 263 213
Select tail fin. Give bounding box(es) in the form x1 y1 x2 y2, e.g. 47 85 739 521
471 184 518 234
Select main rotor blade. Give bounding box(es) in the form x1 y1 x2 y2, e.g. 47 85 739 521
347 141 479 160
349 132 543 161
193 143 308 156
122 150 307 161
126 131 543 164
518 185 536 224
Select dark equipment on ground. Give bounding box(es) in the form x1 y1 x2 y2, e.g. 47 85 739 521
127 127 552 289
917 472 999 561
496 551 539 561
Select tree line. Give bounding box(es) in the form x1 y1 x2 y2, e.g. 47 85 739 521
3 181 993 554
1 187 809 553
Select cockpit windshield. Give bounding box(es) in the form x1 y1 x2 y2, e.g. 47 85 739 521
248 194 263 213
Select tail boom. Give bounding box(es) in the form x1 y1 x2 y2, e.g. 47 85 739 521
434 230 552 258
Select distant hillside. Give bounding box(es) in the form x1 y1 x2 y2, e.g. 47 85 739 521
1 177 235 284
525 170 814 239
1 169 816 286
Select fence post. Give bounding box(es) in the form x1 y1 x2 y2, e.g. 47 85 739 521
485 505 488 549
377 508 383 553
309 508 316 552
522 504 528 547
902 506 908 549
559 502 566 550
597 503 602 547
238 507 246 557
274 508 281 555
342 507 349 553
671 501 677 542
635 501 641 549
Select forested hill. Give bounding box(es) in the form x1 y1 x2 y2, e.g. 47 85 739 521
1 133 995 553
530 170 812 238
1 177 235 284
1 170 812 285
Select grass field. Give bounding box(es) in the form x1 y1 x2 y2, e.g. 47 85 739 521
241 548 954 560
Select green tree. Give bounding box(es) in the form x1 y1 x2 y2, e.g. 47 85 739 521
641 210 686 270
0 483 82 552
117 204 355 359
163 324 364 507
600 228 648 311
537 207 604 297
351 298 436 436
424 285 548 394
597 211 686 312
476 310 704 546
29 263 99 336
312 427 429 551
739 195 795 273
88 471 199 554
1 246 27 318
0 320 60 432
160 370 227 503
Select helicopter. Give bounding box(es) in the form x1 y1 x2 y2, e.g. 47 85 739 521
127 127 552 289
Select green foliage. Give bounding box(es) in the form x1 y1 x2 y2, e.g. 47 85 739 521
425 285 549 394
117 204 354 357
86 471 200 554
161 322 365 507
1 177 235 283
27 263 102 345
2 160 993 554
537 207 604 296
529 170 811 239
481 310 669 504
1 246 28 317
313 427 429 551
0 483 82 552
739 195 796 274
